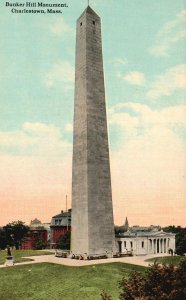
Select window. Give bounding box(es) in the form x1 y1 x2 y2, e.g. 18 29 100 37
124 241 126 248
92 21 95 25
80 22 82 26
142 241 144 248
130 241 133 248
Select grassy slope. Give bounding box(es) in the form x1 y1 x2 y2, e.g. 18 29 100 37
0 250 53 265
145 255 186 266
0 262 146 300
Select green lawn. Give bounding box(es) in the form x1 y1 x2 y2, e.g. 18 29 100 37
145 255 186 266
0 262 146 300
0 250 53 265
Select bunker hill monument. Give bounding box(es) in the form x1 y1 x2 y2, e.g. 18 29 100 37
71 5 116 256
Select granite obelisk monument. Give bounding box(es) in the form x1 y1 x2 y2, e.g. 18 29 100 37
71 5 115 256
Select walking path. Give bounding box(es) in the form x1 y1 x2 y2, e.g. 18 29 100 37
0 253 168 269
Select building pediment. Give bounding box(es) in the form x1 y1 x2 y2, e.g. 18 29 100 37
121 229 175 238
146 231 175 237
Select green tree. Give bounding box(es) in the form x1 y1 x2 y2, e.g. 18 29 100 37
115 226 128 235
163 226 186 256
56 231 71 250
176 236 186 256
34 239 46 250
0 228 7 250
3 221 29 250
101 259 186 300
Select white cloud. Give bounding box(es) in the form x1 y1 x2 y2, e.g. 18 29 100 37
147 64 186 100
114 57 128 65
23 122 61 137
64 123 73 132
150 10 186 57
0 131 37 148
109 102 186 226
48 18 74 36
122 71 146 86
111 124 186 225
109 102 186 133
45 60 74 89
109 112 138 128
0 122 72 158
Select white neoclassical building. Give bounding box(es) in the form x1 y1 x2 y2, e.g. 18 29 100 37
116 226 175 256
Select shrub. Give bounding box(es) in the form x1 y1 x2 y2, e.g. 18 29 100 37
34 239 46 250
101 259 186 300
56 231 70 250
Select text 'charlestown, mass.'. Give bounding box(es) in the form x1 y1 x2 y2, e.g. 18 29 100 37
5 2 69 14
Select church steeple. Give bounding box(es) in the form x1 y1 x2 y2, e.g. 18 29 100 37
124 217 129 231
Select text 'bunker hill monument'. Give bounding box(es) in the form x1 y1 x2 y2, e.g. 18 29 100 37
71 5 116 256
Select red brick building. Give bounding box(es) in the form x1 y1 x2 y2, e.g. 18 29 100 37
21 218 50 250
50 209 71 248
21 210 72 249
21 229 48 250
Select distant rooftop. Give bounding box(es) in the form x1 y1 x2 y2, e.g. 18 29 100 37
30 218 41 225
120 225 175 237
52 209 71 219
51 209 71 227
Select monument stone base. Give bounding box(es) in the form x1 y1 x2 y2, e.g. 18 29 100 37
5 256 14 266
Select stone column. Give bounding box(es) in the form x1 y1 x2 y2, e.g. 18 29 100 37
157 239 159 253
153 239 156 254
164 238 166 253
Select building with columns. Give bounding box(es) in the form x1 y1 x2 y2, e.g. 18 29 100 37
116 226 175 256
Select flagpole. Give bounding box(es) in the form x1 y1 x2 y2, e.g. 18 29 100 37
66 195 68 231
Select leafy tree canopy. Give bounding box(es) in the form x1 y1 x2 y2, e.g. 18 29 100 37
163 226 186 256
3 221 29 250
56 231 71 250
34 239 47 250
0 228 7 250
101 259 186 300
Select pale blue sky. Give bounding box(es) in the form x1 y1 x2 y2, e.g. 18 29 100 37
0 0 185 131
0 0 185 226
